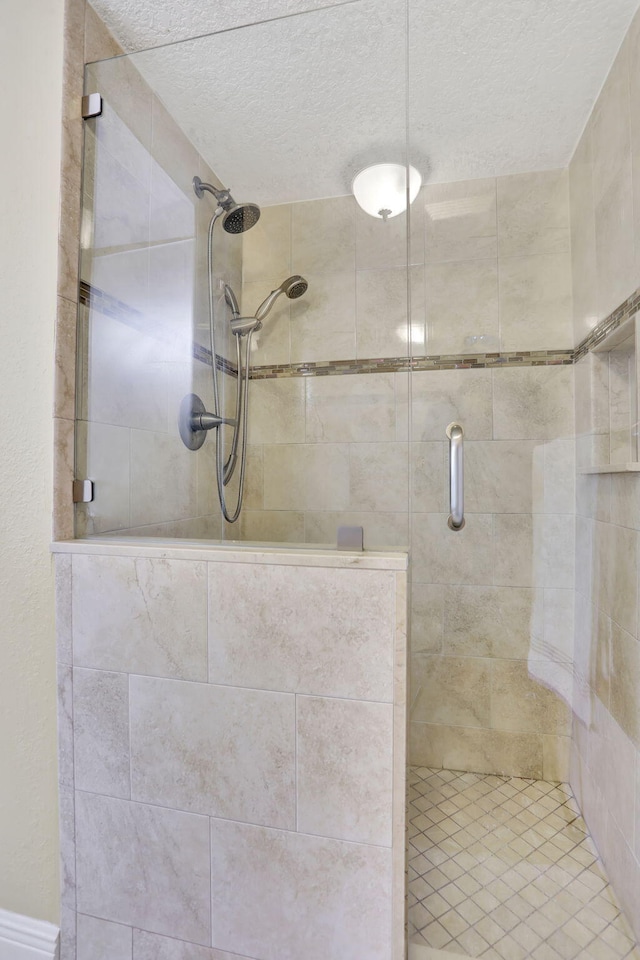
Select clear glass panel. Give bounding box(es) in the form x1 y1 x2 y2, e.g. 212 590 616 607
75 0 411 547
406 2 581 948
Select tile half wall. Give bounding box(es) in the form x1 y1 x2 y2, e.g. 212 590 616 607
55 543 408 960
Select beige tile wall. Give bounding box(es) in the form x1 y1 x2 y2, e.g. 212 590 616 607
236 174 576 783
232 371 408 545
56 546 407 960
239 176 575 787
232 362 575 780
570 10 640 345
410 366 575 781
569 5 640 942
242 169 572 364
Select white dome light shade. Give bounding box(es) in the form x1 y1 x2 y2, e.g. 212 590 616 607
352 163 422 220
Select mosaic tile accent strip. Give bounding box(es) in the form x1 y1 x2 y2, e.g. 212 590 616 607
79 281 238 377
80 280 640 380
192 342 238 378
249 350 574 380
573 286 640 362
408 767 640 960
79 279 141 327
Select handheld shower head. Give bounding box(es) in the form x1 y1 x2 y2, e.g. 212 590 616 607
254 276 309 323
281 275 308 299
193 176 261 234
224 284 240 317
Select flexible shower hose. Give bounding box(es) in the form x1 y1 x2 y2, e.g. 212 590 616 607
206 210 252 523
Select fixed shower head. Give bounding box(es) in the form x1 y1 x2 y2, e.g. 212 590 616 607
254 276 309 323
221 203 261 234
193 176 260 234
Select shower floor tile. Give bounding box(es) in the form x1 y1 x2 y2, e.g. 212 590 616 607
408 767 640 960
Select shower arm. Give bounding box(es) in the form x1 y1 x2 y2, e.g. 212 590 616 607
193 175 232 208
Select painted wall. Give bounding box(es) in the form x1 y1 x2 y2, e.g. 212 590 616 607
569 5 640 938
0 0 65 925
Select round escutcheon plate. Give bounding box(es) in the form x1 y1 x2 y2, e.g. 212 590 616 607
178 393 207 450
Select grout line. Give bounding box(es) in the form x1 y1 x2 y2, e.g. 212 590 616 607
295 694 299 834
76 665 394 705
495 178 502 359
127 673 132 800
205 563 210 682
208 815 213 947
74 786 393 849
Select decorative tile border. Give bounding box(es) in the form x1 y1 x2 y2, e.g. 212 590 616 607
79 281 238 377
79 280 640 380
80 280 136 324
193 342 237 378
573 286 640 362
249 349 574 379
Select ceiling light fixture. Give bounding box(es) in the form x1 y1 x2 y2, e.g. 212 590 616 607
352 163 422 220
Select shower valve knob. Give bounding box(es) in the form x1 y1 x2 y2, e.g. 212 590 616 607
193 412 236 431
179 393 235 451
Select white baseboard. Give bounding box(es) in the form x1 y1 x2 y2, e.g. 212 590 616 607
0 909 59 960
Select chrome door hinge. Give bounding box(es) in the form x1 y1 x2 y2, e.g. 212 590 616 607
81 93 103 119
73 479 94 503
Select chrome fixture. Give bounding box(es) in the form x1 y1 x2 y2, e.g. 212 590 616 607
254 276 308 322
192 176 261 234
352 163 422 220
446 422 464 531
184 176 309 524
178 394 237 451
228 276 309 337
181 176 262 523
81 93 103 119
224 283 241 317
72 479 94 503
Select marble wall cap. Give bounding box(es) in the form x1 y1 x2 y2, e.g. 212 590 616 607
50 537 409 570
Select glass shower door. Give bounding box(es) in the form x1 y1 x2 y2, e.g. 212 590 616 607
74 0 413 553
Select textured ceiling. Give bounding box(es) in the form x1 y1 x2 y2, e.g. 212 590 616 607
90 0 640 204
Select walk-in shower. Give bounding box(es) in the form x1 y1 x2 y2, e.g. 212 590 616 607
179 175 308 522
66 1 640 958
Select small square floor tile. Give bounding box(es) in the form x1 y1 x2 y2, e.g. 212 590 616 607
408 767 638 959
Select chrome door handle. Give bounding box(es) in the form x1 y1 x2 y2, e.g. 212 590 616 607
446 422 464 530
